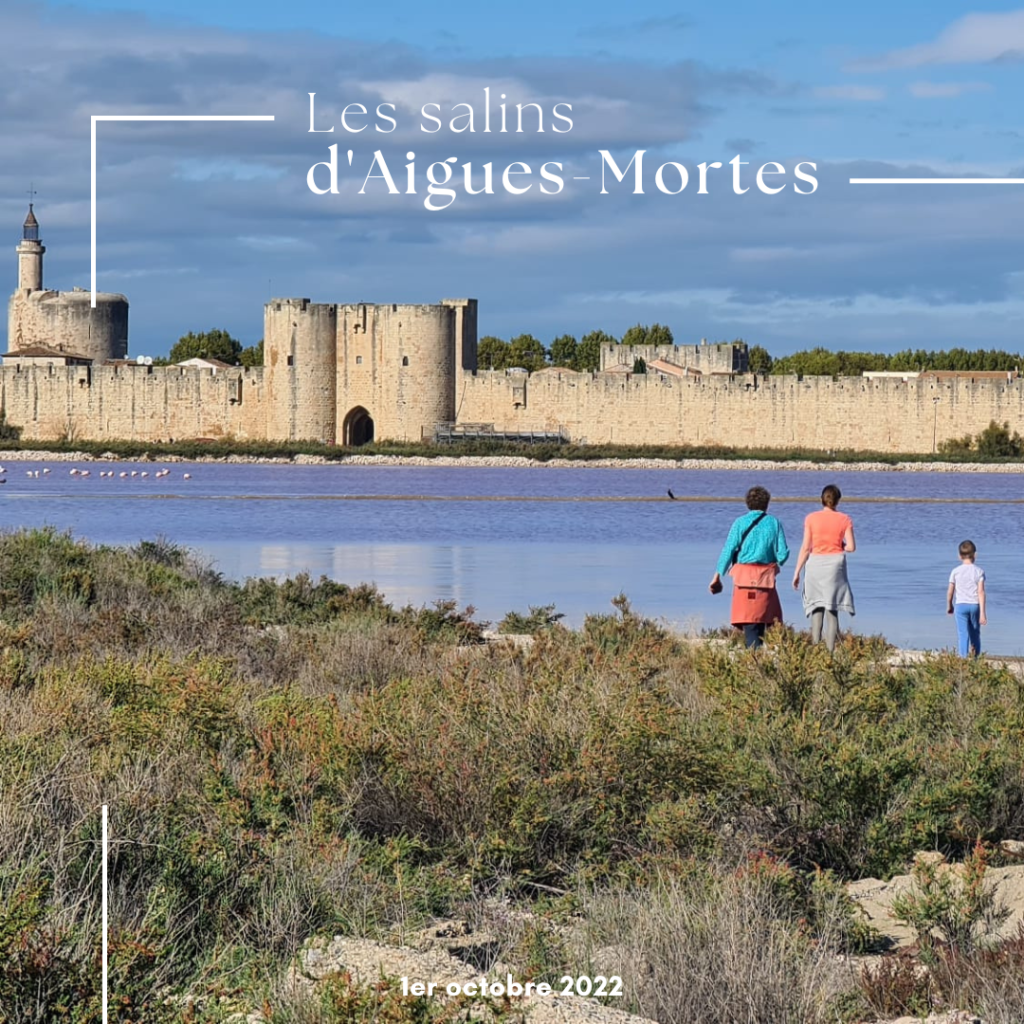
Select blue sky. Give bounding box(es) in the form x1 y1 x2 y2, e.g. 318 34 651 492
3 0 1024 356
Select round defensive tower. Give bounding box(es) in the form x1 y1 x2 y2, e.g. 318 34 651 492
8 205 128 361
263 298 338 442
387 302 456 441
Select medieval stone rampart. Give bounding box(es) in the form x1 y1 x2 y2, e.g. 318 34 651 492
455 369 1024 453
7 205 1024 454
0 363 265 442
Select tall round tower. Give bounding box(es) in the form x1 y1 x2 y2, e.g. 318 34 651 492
8 204 129 361
17 205 44 292
263 298 338 442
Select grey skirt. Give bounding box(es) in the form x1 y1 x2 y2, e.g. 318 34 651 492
802 553 855 617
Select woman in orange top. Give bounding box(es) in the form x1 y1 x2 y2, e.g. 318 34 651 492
791 484 856 651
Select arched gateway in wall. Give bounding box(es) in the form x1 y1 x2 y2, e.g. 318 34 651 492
343 406 374 446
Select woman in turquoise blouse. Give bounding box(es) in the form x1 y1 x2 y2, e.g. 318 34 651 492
708 485 790 648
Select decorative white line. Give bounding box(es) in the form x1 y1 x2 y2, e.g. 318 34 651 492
851 177 1024 184
102 803 108 1024
90 114 275 306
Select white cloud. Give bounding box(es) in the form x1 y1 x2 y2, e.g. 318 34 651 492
851 11 1024 71
908 81 992 99
813 85 886 101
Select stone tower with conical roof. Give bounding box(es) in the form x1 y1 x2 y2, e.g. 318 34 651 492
17 205 44 292
7 204 129 361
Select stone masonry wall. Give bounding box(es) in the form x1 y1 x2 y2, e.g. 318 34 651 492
3 341 1024 454
455 369 1024 453
0 364 265 443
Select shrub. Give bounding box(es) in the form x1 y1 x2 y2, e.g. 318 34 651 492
976 420 1024 458
890 845 1010 955
573 870 855 1024
938 434 974 456
497 604 564 634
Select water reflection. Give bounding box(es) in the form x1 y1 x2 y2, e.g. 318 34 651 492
1 461 1022 654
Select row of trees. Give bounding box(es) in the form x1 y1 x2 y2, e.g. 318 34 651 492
159 329 1023 380
478 323 675 372
159 323 677 374
761 346 1023 377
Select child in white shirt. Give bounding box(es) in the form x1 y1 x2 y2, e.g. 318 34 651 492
946 539 987 658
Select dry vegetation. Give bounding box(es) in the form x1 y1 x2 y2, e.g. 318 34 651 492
1 529 1024 1022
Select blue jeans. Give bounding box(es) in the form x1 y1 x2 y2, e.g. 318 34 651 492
955 604 981 658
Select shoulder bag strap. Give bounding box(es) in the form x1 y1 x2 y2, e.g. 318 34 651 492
733 511 767 562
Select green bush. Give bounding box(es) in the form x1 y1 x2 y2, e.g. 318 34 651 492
0 530 1023 1017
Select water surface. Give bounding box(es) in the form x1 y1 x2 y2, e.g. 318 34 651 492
2 461 1020 653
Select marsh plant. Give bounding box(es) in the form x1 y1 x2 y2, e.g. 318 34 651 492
1 529 1024 1020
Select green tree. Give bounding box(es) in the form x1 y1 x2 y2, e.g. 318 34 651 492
477 336 511 370
239 339 264 368
549 334 578 368
620 323 648 346
771 347 840 377
748 344 773 375
168 329 243 365
632 357 647 374
576 330 616 371
976 420 1024 458
646 323 674 346
508 333 547 372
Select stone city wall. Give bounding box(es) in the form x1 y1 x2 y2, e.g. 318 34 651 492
0 363 265 442
2 358 1024 453
455 369 1024 453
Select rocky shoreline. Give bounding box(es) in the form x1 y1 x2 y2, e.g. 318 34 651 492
0 448 1021 472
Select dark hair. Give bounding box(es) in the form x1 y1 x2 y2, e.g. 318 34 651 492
821 484 842 509
959 539 976 559
745 486 771 511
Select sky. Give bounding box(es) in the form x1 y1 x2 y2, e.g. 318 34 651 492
3 0 1024 357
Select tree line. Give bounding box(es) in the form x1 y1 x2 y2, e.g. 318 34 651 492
159 324 677 373
758 346 1023 377
157 329 1024 378
478 323 674 372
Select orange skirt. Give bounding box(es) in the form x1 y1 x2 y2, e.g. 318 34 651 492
730 569 783 626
